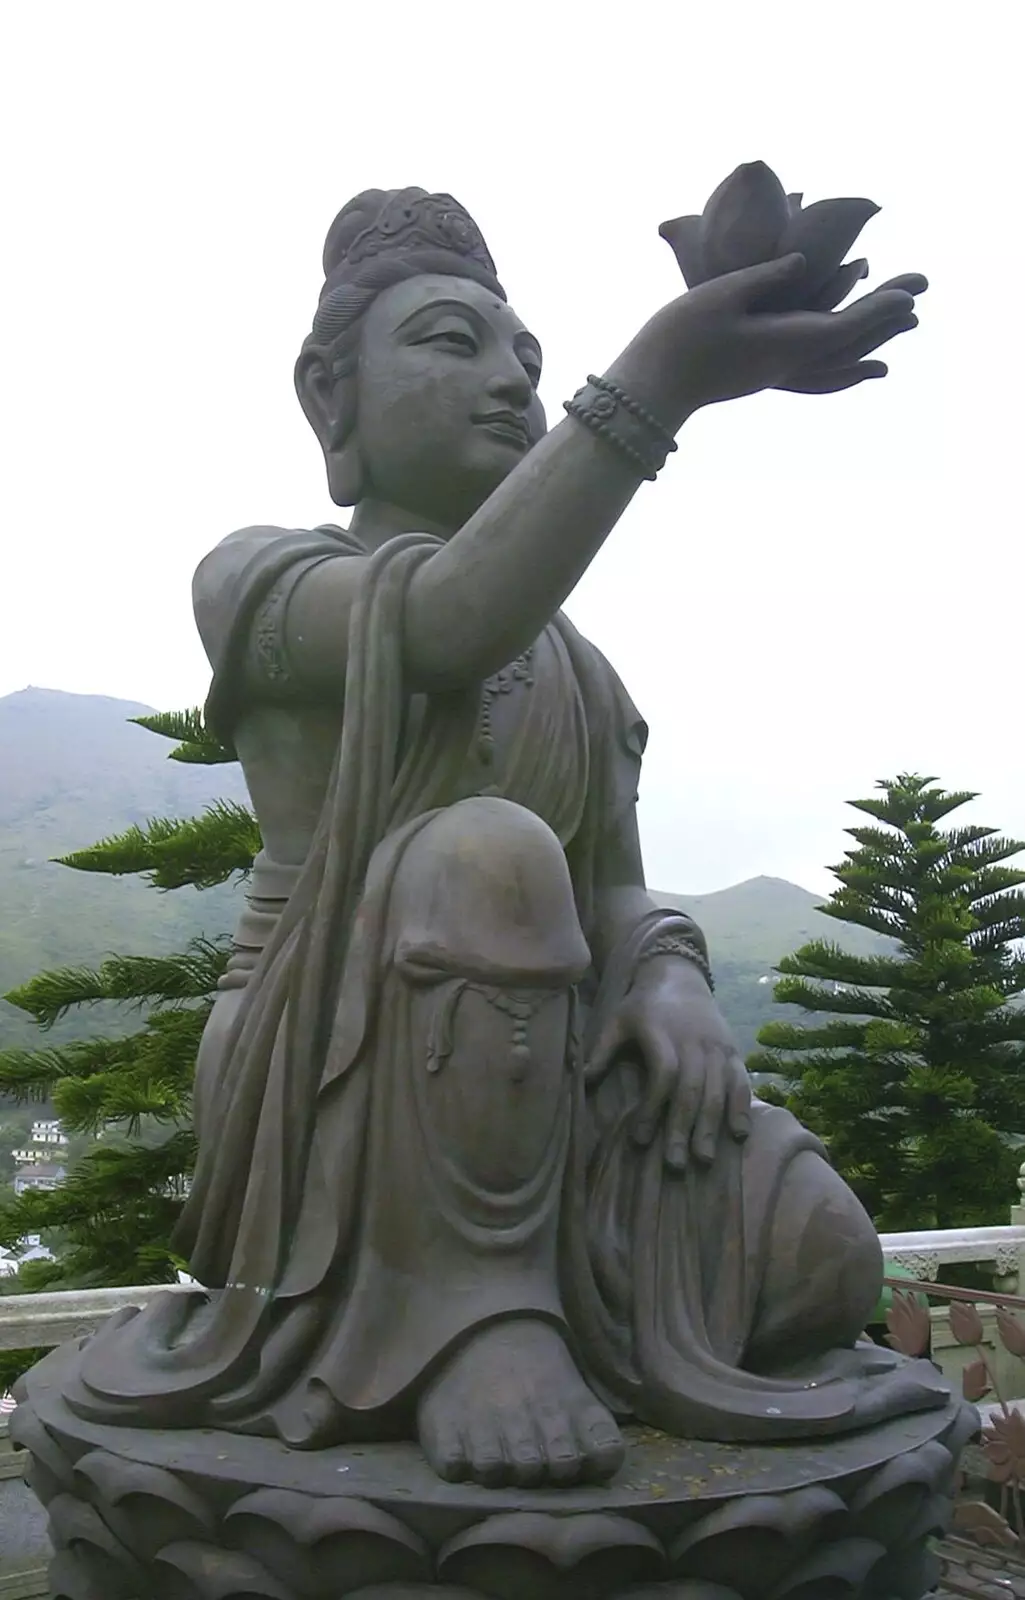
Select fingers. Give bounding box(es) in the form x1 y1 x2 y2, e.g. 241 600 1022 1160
827 290 918 353
630 1023 677 1147
873 273 928 298
585 1012 626 1086
824 307 918 367
689 1046 726 1167
780 360 888 394
664 1042 704 1170
726 1058 753 1139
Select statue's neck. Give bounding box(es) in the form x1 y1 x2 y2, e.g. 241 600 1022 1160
347 498 454 551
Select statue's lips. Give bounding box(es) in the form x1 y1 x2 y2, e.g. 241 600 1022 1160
473 412 532 449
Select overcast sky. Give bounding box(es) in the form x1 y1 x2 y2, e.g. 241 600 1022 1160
1 4 1020 895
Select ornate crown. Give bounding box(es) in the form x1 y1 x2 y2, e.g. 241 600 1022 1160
340 189 498 279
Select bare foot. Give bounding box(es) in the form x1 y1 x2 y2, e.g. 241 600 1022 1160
417 1320 624 1488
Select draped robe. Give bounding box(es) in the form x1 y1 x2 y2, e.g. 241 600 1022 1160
70 525 948 1445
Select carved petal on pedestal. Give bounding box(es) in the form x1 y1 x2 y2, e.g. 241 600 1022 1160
223 1488 430 1590
670 1486 847 1593
437 1511 666 1598
71 1447 216 1557
863 1541 943 1600
49 1549 109 1600
154 1539 292 1600
765 1536 885 1600
9 1402 76 1500
847 1440 951 1546
45 1492 147 1599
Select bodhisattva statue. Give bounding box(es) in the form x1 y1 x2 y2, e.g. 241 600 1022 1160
65 182 947 1492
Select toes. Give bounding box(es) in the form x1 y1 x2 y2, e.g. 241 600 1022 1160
577 1406 625 1482
466 1415 509 1487
536 1402 583 1484
419 1409 468 1483
497 1408 546 1488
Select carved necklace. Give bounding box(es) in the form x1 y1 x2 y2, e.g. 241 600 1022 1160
477 646 534 766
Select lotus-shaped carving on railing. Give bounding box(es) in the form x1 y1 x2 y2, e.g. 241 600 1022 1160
660 162 880 314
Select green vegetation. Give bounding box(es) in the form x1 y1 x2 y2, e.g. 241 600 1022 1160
0 704 252 1305
750 775 1025 1231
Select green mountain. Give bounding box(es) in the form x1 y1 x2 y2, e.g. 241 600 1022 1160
0 688 880 1064
654 878 887 1058
0 687 246 1052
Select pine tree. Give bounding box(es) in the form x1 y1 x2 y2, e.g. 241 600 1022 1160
749 775 1025 1230
0 709 256 1302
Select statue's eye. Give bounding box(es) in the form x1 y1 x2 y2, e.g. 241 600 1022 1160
418 329 478 357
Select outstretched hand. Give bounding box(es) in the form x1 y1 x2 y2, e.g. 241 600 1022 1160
673 254 926 408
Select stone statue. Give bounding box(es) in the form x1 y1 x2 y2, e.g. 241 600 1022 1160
61 181 946 1484
15 175 975 1600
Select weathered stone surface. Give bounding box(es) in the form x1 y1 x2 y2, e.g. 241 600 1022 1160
13 1346 975 1598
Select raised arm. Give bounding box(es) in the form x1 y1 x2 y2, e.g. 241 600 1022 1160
283 255 920 697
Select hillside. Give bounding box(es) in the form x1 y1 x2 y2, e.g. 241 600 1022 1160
654 878 887 1056
0 687 882 1062
0 687 246 1050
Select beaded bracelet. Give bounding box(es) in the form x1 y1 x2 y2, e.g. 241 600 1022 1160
637 932 715 992
563 375 678 481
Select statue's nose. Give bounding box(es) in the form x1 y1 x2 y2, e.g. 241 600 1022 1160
485 357 533 410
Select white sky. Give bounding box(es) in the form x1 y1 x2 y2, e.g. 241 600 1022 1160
1 4 1021 895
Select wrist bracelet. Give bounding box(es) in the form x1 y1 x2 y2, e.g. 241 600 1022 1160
637 932 715 992
563 375 678 481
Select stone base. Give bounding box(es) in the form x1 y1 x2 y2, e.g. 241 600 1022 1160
12 1340 978 1600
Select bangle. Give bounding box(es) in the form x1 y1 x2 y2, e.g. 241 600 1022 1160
637 932 715 992
563 375 678 481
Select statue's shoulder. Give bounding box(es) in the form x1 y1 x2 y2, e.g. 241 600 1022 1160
192 523 357 663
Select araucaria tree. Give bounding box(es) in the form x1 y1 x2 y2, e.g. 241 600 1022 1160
749 775 1025 1230
0 710 256 1292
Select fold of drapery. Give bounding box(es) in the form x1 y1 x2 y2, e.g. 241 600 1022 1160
560 910 949 1442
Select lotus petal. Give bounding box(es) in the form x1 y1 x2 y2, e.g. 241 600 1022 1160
884 1288 931 1358
996 1306 1025 1356
949 1299 985 1346
223 1489 429 1590
787 192 803 215
767 1535 885 1597
700 161 789 278
659 214 708 287
155 1539 290 1599
963 1357 992 1402
807 258 869 312
779 197 880 297
670 1484 846 1591
72 1449 216 1560
438 1510 666 1594
848 1440 950 1546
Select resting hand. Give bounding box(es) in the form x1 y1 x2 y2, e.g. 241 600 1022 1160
588 960 752 1172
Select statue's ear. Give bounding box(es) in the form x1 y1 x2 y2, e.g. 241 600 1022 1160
294 346 365 506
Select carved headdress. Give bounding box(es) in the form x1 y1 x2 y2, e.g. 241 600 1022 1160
308 187 506 349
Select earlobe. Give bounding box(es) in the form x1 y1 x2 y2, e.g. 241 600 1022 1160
328 439 365 506
295 346 364 506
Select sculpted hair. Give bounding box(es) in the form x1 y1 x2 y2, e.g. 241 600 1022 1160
296 187 505 458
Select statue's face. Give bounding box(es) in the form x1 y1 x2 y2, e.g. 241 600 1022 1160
353 274 547 527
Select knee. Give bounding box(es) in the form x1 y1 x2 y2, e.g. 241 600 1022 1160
388 798 590 982
748 1152 882 1368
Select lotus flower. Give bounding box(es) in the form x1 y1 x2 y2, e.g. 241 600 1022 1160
660 161 879 313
